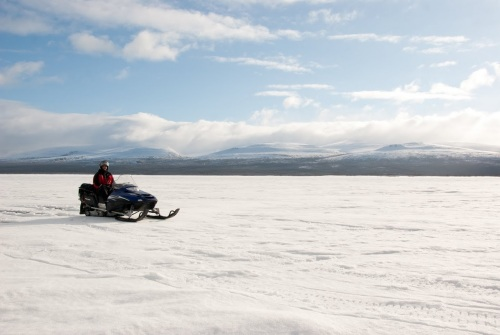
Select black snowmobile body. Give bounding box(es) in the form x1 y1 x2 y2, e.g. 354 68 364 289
78 175 179 222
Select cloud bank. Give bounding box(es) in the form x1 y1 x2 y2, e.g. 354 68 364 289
1 100 499 157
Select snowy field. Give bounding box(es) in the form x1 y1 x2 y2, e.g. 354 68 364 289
0 174 499 335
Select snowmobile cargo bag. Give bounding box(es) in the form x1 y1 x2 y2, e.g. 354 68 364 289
79 183 95 197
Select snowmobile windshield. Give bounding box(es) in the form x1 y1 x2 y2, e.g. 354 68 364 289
113 175 139 190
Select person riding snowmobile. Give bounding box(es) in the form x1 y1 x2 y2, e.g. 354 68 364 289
93 160 114 207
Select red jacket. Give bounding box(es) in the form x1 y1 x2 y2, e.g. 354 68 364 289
93 169 114 191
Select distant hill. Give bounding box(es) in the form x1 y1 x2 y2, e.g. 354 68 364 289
1 142 500 176
4 146 181 161
205 143 342 158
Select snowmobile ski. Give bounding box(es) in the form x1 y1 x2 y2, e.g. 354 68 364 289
147 208 180 220
114 208 149 222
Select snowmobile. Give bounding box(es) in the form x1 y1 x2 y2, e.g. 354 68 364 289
78 175 179 222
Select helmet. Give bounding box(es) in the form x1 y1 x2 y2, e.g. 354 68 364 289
99 160 109 168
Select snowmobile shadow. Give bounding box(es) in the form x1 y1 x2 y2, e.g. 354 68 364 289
0 215 123 227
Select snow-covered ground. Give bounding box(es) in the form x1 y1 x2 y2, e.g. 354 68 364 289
1 174 499 335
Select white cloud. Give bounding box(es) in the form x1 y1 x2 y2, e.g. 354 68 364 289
115 67 130 80
250 108 283 126
256 89 315 109
308 9 357 24
275 29 303 40
69 30 187 61
15 0 276 42
268 84 334 90
459 68 496 92
346 81 470 103
256 85 334 112
213 0 338 6
410 35 469 45
329 34 470 53
405 35 469 54
212 56 311 73
329 33 402 43
429 83 465 97
283 95 304 109
0 61 44 86
430 61 457 68
345 66 500 103
0 15 53 35
491 62 500 76
419 47 447 54
123 31 183 61
69 32 117 55
256 90 296 97
1 100 500 157
0 1 54 34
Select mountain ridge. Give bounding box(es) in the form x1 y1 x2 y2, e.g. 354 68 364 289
3 142 500 161
1 142 499 176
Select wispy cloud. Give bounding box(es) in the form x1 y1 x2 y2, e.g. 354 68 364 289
308 9 357 24
268 84 334 90
2 100 499 157
345 66 498 103
256 83 331 110
13 0 276 42
408 35 470 54
212 56 312 73
409 35 469 45
275 29 303 40
256 90 314 109
250 108 283 126
346 82 471 102
0 14 53 35
0 61 44 86
329 34 469 46
115 67 130 80
256 90 297 97
329 33 471 55
429 61 457 68
212 0 338 6
329 33 402 43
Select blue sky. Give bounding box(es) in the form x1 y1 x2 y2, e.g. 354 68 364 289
1 0 499 156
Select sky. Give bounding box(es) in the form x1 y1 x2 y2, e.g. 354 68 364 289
1 0 500 157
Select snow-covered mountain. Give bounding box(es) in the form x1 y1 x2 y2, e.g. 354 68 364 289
4 146 181 161
207 141 500 159
375 142 500 154
205 143 342 159
1 142 499 175
343 142 500 158
3 142 500 161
